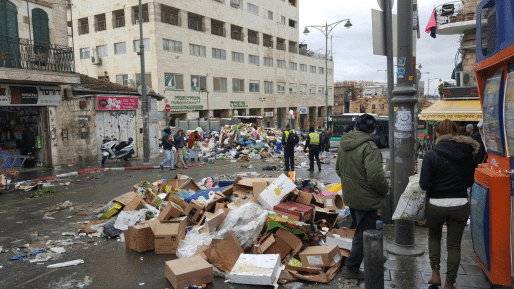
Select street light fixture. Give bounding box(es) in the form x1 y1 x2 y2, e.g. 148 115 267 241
304 19 352 129
428 78 441 99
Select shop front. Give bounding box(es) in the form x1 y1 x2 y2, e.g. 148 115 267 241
0 84 61 167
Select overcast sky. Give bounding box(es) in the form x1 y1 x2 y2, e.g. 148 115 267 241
299 0 461 95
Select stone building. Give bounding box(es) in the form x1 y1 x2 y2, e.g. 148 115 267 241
0 0 79 167
333 81 362 115
68 0 334 130
349 96 388 116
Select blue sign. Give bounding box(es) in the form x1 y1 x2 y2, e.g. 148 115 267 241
299 107 308 114
397 67 406 79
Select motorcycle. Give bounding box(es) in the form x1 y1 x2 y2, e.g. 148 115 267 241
101 137 135 164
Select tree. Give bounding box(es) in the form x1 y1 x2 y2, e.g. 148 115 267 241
438 81 455 97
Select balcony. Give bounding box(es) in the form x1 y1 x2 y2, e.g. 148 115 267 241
113 17 125 28
94 20 106 32
132 11 149 25
435 1 477 35
0 36 74 73
78 23 88 35
161 12 179 26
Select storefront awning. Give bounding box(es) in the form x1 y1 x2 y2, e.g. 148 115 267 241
419 100 482 122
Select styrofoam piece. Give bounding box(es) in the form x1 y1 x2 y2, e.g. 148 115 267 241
47 259 84 268
228 254 281 286
257 174 296 210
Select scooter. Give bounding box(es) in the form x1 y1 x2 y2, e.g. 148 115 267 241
101 137 135 164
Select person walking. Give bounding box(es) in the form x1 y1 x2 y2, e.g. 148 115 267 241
335 114 389 280
304 126 321 172
188 131 202 162
420 119 479 289
174 129 188 169
159 127 175 170
320 131 326 152
325 128 333 152
281 123 299 172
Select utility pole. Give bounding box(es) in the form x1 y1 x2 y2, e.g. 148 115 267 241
139 0 150 163
385 0 424 256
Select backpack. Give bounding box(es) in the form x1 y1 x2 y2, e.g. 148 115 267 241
287 131 299 145
321 134 326 144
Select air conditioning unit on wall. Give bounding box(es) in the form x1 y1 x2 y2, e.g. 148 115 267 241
456 71 476 87
91 55 101 65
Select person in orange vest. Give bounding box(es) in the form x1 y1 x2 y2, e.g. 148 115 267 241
304 127 321 172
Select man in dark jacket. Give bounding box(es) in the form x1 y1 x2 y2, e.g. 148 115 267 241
470 121 487 166
174 129 188 169
304 126 321 172
281 123 298 172
335 114 389 280
159 127 175 170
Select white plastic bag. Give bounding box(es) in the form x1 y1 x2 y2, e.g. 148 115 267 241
392 175 426 221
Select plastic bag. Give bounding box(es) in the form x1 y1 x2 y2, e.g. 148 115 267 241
392 175 426 221
176 228 214 259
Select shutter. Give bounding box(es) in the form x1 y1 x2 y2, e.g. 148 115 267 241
176 74 184 90
32 8 49 44
1 1 20 67
213 78 220 91
200 76 207 91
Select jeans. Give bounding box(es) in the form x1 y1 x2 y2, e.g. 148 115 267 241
284 148 295 171
308 145 321 169
344 208 378 273
160 150 174 169
426 202 470 283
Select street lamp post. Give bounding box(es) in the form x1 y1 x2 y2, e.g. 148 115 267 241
428 78 441 100
304 19 352 128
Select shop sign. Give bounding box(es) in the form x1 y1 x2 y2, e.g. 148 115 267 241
299 107 308 114
0 84 61 106
170 95 201 105
442 87 479 99
169 105 203 110
230 101 248 108
97 96 139 111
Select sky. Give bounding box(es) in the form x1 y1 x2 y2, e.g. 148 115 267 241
298 0 462 95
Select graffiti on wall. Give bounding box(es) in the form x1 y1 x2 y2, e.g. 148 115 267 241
95 111 138 156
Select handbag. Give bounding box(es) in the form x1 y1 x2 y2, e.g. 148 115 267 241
392 174 426 221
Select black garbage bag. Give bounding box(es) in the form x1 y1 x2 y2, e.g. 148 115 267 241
103 221 123 238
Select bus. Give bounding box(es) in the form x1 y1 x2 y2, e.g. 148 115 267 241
327 113 389 149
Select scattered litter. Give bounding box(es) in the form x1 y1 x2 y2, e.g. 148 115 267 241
47 259 84 268
10 254 26 261
50 247 66 254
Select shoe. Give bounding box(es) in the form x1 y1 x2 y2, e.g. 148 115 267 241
428 269 441 286
307 168 314 171
183 166 189 169
341 267 364 280
160 165 163 170
318 167 322 171
170 168 176 171
284 169 290 172
444 279 456 289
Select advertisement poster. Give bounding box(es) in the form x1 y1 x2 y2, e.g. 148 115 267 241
97 96 139 111
0 84 61 106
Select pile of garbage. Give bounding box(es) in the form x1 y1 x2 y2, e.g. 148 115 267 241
78 172 363 288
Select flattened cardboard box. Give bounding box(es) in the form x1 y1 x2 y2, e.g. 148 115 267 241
154 217 186 254
124 222 154 253
325 228 355 251
165 255 213 289
299 245 342 268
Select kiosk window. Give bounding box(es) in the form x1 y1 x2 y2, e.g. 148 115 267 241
482 72 504 155
505 67 514 156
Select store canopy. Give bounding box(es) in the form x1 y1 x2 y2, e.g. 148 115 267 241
419 100 482 122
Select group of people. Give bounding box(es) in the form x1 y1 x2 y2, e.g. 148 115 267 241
159 128 202 170
332 114 481 289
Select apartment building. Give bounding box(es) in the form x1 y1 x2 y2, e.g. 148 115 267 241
69 0 334 130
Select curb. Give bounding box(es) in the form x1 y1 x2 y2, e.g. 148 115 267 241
26 165 160 183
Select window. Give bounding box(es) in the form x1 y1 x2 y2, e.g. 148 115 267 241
96 45 108 57
280 15 286 25
188 12 204 32
328 68 333 75
300 64 307 72
163 39 182 53
232 51 244 63
230 0 243 9
133 39 150 52
211 19 225 37
78 17 89 35
161 5 179 26
113 9 125 28
94 13 106 32
372 104 376 109
310 85 316 95
248 29 259 45
289 41 297 53
289 62 297 70
264 81 273 94
80 48 90 59
164 73 184 90
310 65 316 73
114 42 126 55
318 87 324 95
191 75 207 91
189 44 206 57
232 79 245 92
264 57 273 67
267 10 273 20
116 74 128 86
212 48 227 60
32 9 49 43
277 60 286 69
289 83 297 94
263 34 273 48
248 3 259 15
132 4 149 25
277 83 285 94
277 38 285 50
289 19 297 28
249 55 259 65
299 84 307 95
249 80 260 93
213 77 227 92
318 67 324 74
381 104 385 110
231 24 243 41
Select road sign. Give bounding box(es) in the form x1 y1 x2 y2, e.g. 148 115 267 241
165 104 171 112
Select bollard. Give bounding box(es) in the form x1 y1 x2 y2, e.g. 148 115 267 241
364 230 384 289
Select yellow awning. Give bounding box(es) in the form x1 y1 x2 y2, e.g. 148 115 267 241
419 100 483 122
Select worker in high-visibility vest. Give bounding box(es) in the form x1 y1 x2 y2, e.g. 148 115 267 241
304 126 322 172
281 123 299 171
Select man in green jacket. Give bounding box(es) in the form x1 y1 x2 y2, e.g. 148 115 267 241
336 114 389 280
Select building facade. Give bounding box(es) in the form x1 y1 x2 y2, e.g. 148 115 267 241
0 0 79 167
68 0 334 130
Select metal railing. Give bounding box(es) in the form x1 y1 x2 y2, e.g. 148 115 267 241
161 12 179 26
248 34 259 45
132 11 149 24
188 18 203 31
211 25 225 37
0 36 74 73
113 17 125 28
78 24 89 35
94 20 106 32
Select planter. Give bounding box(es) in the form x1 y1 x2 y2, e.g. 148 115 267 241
466 12 475 21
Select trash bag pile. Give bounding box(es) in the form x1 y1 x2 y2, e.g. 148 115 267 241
82 171 367 288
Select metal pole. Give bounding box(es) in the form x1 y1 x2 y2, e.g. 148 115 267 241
364 230 385 289
139 0 150 163
386 0 424 256
325 21 329 129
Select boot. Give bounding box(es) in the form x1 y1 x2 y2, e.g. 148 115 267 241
444 279 456 289
428 269 441 286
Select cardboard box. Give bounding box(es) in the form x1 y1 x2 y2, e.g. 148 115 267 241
296 191 313 206
205 232 244 272
169 194 189 210
273 202 314 222
228 254 281 286
184 200 205 224
158 202 184 222
113 192 138 206
147 217 160 233
320 195 344 211
154 217 186 254
123 195 146 211
165 255 213 289
313 208 339 228
124 222 154 253
204 210 225 232
257 228 302 261
251 181 271 203
325 228 355 251
299 245 342 268
257 174 297 210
